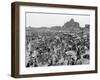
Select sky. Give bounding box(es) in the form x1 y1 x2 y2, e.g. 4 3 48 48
26 12 90 28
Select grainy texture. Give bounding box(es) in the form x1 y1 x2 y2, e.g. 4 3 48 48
25 18 90 67
11 2 97 78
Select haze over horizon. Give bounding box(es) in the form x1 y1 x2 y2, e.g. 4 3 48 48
26 13 90 28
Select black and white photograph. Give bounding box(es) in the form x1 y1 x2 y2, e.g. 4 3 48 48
11 2 97 78
25 12 90 68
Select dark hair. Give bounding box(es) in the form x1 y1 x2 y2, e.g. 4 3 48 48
83 54 90 59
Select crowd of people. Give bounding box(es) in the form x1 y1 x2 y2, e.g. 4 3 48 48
26 30 90 67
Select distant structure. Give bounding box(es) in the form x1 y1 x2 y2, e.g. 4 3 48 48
26 18 90 33
62 18 80 32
